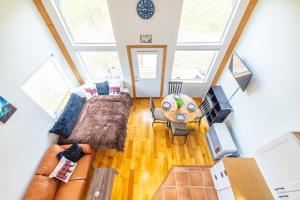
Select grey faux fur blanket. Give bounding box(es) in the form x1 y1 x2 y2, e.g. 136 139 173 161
59 93 131 151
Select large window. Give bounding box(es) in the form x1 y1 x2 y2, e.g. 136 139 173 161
51 0 122 82
22 57 71 118
171 50 216 82
79 51 122 80
173 0 239 83
55 0 115 44
177 0 237 43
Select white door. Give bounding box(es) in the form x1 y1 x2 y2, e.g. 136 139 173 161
131 48 163 98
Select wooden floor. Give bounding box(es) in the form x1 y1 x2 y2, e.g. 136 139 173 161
93 98 214 200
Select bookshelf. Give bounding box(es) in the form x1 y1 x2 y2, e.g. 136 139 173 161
201 86 233 127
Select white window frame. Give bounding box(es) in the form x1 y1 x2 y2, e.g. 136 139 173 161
173 0 242 83
41 0 121 82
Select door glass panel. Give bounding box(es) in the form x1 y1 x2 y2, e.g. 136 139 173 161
55 0 115 43
171 50 217 82
137 53 158 79
79 51 122 80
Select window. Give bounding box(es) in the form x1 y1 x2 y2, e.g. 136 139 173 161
22 57 71 118
171 51 216 81
173 0 239 83
177 0 237 43
51 0 122 82
55 0 115 44
79 51 122 80
137 53 158 79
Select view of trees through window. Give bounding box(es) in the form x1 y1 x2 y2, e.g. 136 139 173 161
178 0 236 43
55 0 115 43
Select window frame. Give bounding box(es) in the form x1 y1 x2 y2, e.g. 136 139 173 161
77 49 123 81
53 0 116 45
42 0 122 82
173 0 241 83
171 49 219 83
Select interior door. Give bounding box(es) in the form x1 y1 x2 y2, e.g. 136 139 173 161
131 48 163 98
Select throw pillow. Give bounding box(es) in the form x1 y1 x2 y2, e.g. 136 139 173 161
109 82 121 95
83 84 98 100
57 142 84 162
49 93 84 138
96 81 109 95
49 156 77 183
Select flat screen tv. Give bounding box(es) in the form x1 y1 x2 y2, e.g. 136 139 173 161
229 52 252 91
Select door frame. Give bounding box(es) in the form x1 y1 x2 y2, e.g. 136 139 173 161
127 45 167 98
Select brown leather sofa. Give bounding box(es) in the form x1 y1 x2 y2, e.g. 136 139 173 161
23 144 95 200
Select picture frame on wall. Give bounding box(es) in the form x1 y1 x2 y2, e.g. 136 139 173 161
140 34 152 43
0 96 17 123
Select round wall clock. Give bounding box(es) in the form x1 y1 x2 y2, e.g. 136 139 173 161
136 0 155 20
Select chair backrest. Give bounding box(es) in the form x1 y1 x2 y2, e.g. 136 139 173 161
150 96 155 117
174 127 190 136
168 81 183 94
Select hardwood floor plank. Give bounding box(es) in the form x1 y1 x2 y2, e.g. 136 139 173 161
93 98 214 200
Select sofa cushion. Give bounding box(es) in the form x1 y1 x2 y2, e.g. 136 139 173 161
54 180 86 200
23 175 59 200
70 154 93 181
49 93 84 138
36 145 63 176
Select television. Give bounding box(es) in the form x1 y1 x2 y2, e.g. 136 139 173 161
229 52 252 91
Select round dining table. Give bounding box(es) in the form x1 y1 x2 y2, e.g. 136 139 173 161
161 94 200 123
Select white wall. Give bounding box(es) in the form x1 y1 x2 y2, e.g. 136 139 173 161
108 0 249 97
0 0 77 199
217 0 300 156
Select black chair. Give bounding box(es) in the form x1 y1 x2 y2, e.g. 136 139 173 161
168 81 183 94
150 96 167 126
191 101 207 126
169 122 193 144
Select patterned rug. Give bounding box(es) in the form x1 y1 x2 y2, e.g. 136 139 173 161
152 166 218 200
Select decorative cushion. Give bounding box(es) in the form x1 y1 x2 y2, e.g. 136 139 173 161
49 157 77 183
82 84 98 100
57 142 84 162
109 86 121 95
49 93 84 138
96 81 109 95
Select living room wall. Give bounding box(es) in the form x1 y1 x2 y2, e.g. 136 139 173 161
217 0 300 156
0 0 77 199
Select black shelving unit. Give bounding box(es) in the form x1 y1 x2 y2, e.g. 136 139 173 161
201 86 233 127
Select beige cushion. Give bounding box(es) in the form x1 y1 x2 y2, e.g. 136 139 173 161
154 108 167 121
171 122 187 133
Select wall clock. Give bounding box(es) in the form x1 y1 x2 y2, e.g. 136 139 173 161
136 0 155 20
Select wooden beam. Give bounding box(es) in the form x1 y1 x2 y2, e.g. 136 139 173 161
212 0 258 85
33 0 84 85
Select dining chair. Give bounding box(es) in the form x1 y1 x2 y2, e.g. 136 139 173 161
168 81 183 94
169 122 193 144
191 100 207 126
150 96 167 126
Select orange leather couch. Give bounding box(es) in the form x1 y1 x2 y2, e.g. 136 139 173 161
23 144 95 200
